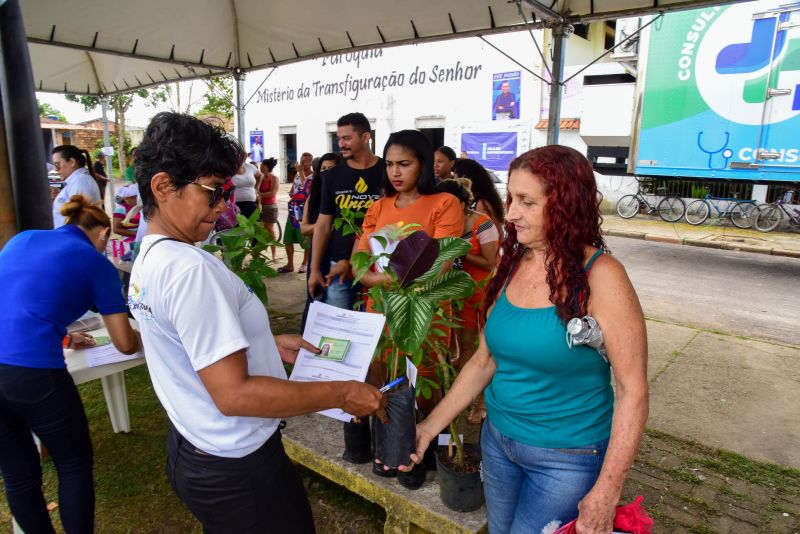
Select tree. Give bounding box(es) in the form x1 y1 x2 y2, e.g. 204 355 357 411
195 76 234 119
37 100 67 122
66 87 168 175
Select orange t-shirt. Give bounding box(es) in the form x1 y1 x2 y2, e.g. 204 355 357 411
357 192 464 251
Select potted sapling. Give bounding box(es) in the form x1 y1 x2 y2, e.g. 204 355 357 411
352 226 476 489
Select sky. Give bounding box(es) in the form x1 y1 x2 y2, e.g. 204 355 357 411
36 79 210 127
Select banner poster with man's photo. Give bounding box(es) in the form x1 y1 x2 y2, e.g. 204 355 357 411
249 131 264 162
492 71 521 120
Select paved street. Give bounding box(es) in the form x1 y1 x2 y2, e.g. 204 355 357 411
607 235 800 346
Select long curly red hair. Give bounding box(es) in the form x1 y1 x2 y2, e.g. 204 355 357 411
483 145 606 323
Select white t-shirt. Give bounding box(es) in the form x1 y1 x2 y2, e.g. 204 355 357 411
52 168 101 227
232 164 258 203
128 234 286 458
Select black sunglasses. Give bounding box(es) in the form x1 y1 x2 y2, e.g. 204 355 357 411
185 181 235 207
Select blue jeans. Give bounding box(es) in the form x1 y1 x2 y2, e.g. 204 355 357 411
481 418 608 534
0 364 94 534
324 261 357 310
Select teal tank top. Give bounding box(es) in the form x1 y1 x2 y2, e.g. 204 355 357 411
484 250 613 448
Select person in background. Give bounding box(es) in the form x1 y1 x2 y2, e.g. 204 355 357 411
403 145 648 533
231 161 262 220
259 157 280 260
435 178 499 424
129 112 385 533
453 158 505 237
278 152 313 274
113 183 140 242
0 195 141 534
123 148 138 184
299 152 341 330
433 145 456 182
92 152 109 201
52 145 101 228
309 113 384 310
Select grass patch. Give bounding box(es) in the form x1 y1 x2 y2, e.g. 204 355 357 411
646 428 800 493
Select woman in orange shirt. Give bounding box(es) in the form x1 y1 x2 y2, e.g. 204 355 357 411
354 130 463 386
356 130 463 285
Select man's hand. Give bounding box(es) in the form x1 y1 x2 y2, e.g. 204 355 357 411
342 382 388 422
308 270 326 299
325 259 352 286
274 334 319 365
575 488 617 534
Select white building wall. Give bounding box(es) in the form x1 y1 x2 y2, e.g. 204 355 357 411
243 25 634 198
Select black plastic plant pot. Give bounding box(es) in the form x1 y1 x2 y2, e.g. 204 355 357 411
374 385 416 469
435 444 484 513
342 418 371 464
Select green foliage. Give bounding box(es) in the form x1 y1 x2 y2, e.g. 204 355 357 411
333 208 367 238
201 209 281 306
94 134 131 172
195 76 234 119
37 100 66 121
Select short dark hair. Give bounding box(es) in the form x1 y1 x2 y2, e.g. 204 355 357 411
135 112 244 219
337 112 371 136
262 157 278 172
436 145 457 162
382 130 438 197
436 178 473 206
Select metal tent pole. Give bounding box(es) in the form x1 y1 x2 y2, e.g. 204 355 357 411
547 22 573 145
234 70 246 147
100 96 114 217
0 0 52 231
546 23 571 145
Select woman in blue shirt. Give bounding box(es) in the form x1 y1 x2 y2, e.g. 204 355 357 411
0 195 141 534
403 146 648 534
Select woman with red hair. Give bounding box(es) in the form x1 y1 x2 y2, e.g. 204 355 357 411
403 145 648 533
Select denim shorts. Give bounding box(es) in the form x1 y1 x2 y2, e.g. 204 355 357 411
481 418 608 534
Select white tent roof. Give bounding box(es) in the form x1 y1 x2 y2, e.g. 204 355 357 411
23 0 735 95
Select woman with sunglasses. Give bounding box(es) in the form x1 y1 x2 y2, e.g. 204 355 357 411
0 195 141 534
51 145 102 228
129 112 386 534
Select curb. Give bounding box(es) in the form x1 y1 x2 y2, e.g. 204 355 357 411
604 229 799 259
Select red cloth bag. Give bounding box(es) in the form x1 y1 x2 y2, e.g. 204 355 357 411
553 496 654 534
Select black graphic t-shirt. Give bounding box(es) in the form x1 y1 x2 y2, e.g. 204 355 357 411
319 158 384 262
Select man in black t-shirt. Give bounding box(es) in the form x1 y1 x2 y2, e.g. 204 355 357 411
309 112 383 310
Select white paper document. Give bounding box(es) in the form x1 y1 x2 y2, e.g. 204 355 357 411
84 345 143 367
289 300 385 422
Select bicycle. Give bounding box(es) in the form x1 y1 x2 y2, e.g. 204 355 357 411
616 178 686 223
683 188 758 228
753 190 800 232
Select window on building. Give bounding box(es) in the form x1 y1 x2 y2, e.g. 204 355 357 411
573 23 590 40
419 128 445 151
604 20 617 50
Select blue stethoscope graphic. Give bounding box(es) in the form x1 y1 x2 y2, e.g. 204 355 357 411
697 131 733 170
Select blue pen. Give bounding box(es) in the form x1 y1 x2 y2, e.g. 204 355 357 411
379 376 406 393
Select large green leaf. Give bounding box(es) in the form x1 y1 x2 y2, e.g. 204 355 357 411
415 237 472 283
384 291 435 354
413 270 477 302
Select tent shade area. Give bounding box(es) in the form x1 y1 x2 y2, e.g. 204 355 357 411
23 0 743 96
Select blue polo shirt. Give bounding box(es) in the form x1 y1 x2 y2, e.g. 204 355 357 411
0 224 128 369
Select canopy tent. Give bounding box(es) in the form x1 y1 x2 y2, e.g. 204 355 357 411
2 0 743 237
23 0 735 95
